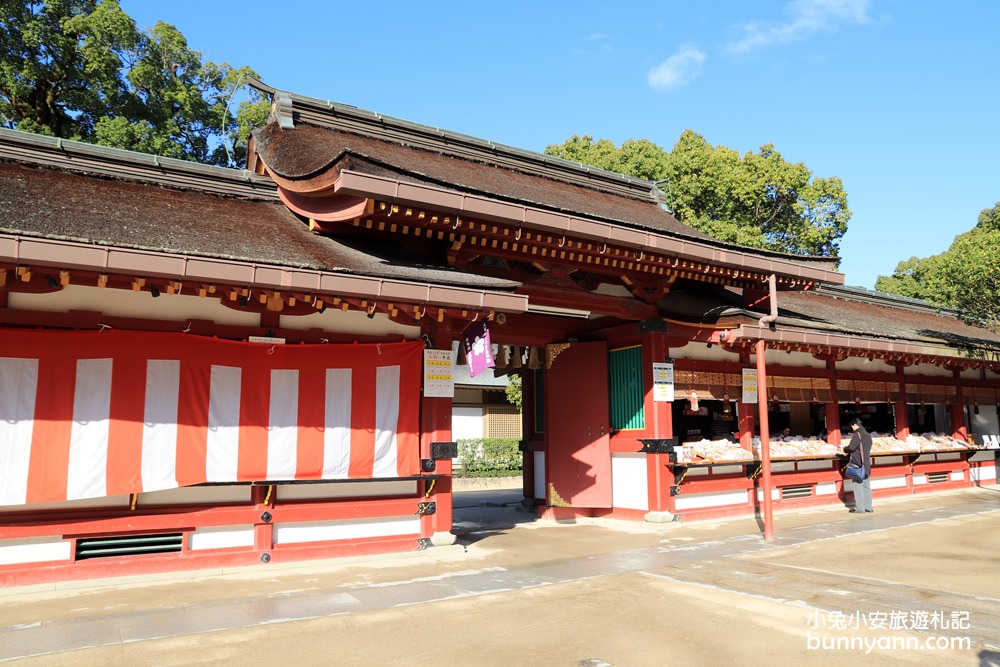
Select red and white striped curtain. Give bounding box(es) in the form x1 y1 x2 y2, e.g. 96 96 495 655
0 330 423 506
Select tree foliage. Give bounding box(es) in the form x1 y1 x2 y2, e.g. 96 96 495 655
545 130 851 258
0 0 268 166
876 203 1000 330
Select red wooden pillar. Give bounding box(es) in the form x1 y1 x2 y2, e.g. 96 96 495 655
521 366 538 502
738 351 755 449
951 369 968 442
419 329 455 546
644 333 674 520
826 360 841 446
894 368 909 440
755 340 774 541
251 484 274 555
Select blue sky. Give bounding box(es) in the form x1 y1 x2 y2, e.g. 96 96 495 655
120 0 999 290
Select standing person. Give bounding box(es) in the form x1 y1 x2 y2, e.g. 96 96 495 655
845 418 873 513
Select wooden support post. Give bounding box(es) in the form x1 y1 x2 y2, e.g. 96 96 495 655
895 370 909 440
644 332 674 519
951 369 967 442
420 325 455 546
826 359 841 446
755 340 774 541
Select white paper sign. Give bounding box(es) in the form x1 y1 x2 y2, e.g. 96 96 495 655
652 362 674 402
742 368 758 404
423 349 454 398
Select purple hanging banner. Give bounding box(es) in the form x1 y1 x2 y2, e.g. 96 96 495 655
462 320 495 378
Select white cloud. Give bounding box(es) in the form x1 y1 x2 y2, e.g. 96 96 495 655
647 44 706 91
726 0 871 55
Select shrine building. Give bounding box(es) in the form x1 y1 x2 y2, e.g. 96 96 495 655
0 79 997 586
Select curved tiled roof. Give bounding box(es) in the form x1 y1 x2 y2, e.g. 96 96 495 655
0 158 519 291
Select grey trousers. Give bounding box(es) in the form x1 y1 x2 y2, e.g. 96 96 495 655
851 477 873 511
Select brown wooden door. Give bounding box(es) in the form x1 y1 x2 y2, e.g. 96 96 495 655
544 341 612 508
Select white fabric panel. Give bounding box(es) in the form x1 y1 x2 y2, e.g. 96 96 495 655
324 368 352 478
67 358 112 500
267 369 299 480
141 360 180 492
207 365 241 482
373 365 400 478
0 357 38 505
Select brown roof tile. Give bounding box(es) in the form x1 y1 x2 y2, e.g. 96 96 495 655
253 122 713 241
660 284 1000 350
0 160 518 291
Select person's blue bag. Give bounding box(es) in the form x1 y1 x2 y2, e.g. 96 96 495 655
845 463 866 480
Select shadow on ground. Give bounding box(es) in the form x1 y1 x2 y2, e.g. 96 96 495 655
451 487 535 546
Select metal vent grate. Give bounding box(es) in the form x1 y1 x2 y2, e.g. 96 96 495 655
927 472 949 484
75 533 183 560
780 485 813 499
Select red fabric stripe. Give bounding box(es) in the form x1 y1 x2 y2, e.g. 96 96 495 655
395 354 421 477
25 357 76 504
237 363 270 480
175 361 210 488
105 357 147 496
349 360 376 478
295 366 326 479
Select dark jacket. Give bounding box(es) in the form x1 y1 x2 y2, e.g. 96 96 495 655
845 425 873 475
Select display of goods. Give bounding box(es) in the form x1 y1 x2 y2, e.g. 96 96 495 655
757 436 841 459
675 439 754 463
910 432 971 452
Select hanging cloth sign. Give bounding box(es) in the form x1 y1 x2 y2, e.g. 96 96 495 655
462 320 495 378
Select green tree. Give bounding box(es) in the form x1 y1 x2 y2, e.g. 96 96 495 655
876 203 1000 331
504 373 522 412
0 0 267 166
546 130 851 258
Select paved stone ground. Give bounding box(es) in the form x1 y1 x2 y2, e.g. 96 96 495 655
1 485 998 666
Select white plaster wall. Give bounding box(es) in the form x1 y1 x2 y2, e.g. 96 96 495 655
273 516 420 544
971 465 997 483
11 284 260 326
189 526 255 550
10 284 418 338
674 489 747 510
0 536 72 565
836 357 896 373
453 407 486 440
672 344 740 362
279 308 417 337
903 363 956 378
533 451 545 499
765 350 829 369
611 453 648 511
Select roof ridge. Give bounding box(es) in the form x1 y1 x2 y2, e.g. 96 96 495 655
816 284 960 318
0 127 279 200
248 77 664 203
